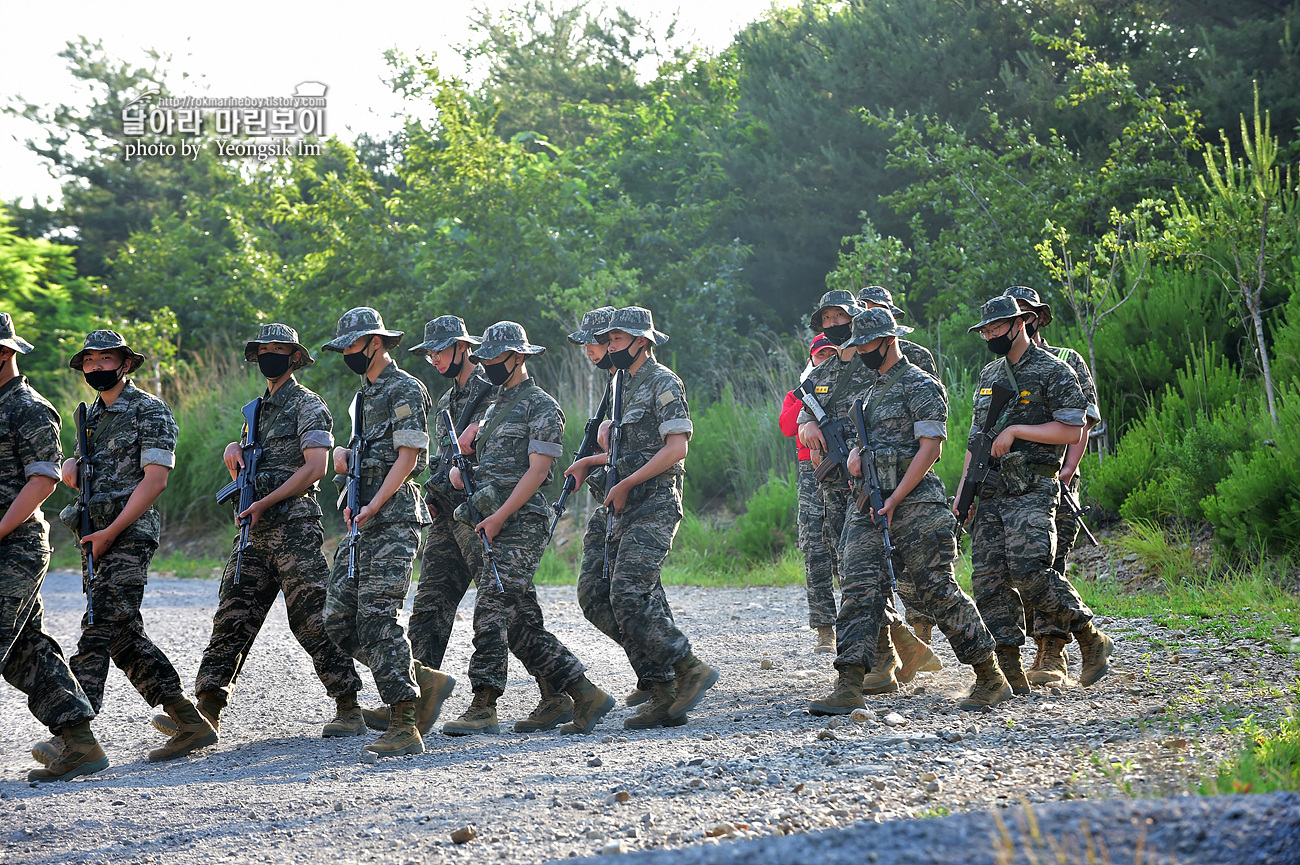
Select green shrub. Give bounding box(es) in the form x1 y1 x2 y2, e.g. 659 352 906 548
731 466 797 562
1270 281 1300 387
1202 700 1300 795
683 383 795 511
935 363 977 496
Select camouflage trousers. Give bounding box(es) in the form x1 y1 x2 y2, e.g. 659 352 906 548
324 521 420 705
1023 474 1084 641
0 522 95 730
820 480 903 629
578 502 676 684
470 511 584 693
195 517 362 703
409 506 486 671
797 465 836 628
970 477 1094 648
603 480 691 683
837 500 993 673
69 536 185 712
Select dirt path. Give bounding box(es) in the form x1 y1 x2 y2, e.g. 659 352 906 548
2 572 1296 865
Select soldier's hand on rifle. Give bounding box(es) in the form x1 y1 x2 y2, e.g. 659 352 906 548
346 503 378 530
798 421 826 454
564 453 606 489
476 510 505 544
333 446 349 475
874 494 898 529
449 466 465 491
61 458 79 490
990 427 1018 459
604 478 632 515
1060 465 1077 485
597 419 612 451
847 447 863 478
223 442 244 478
81 528 117 560
456 423 479 455
239 498 270 529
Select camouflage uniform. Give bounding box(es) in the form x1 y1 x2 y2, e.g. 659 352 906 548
0 370 96 731
460 329 584 693
195 360 362 704
795 465 835 627
967 336 1095 647
63 373 186 712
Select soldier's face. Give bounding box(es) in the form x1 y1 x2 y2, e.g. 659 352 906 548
429 343 463 374
855 337 889 356
258 343 295 358
584 342 608 364
604 330 635 352
820 308 852 329
344 335 380 356
82 349 127 373
811 347 837 366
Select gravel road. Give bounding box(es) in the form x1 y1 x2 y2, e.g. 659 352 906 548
2 571 1297 865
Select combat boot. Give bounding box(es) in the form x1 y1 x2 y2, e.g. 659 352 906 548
151 690 223 736
624 685 650 707
667 652 719 719
30 735 60 767
27 721 109 783
809 664 865 715
814 626 836 654
1028 637 1073 687
624 681 678 730
960 656 1013 711
891 621 941 683
994 646 1030 695
442 687 502 736
561 675 616 735
1074 622 1115 687
413 663 457 735
913 621 934 645
514 676 574 733
863 628 900 695
323 693 367 737
360 705 391 731
147 698 218 762
364 700 424 757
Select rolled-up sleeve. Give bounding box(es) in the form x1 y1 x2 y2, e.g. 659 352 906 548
390 378 430 453
653 378 693 442
140 447 176 469
393 429 430 451
914 420 947 441
301 429 334 450
24 460 61 481
16 401 63 481
1052 408 1087 427
297 393 335 451
529 439 564 458
660 418 693 438
138 399 179 470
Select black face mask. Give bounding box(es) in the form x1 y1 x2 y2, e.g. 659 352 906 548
594 351 614 371
859 340 890 370
344 346 373 375
822 322 852 346
608 342 644 371
84 365 125 392
258 352 293 380
483 357 515 386
985 321 1021 356
438 347 464 380
1024 320 1039 340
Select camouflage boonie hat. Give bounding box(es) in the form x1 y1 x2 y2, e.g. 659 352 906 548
68 330 146 372
567 306 617 345
968 295 1026 332
857 285 905 319
409 315 482 355
844 306 913 347
322 307 403 353
1003 285 1054 327
244 322 313 367
0 312 34 354
593 306 668 346
809 289 860 333
470 321 546 363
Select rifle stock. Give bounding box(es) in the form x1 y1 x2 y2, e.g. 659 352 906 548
851 398 896 588
602 370 625 583
793 380 852 482
954 383 1017 542
548 377 612 541
74 403 96 626
215 398 262 585
342 392 365 582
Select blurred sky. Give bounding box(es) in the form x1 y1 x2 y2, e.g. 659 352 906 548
0 0 775 205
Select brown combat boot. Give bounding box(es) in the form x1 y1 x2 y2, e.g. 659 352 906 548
994 646 1030 695
151 690 223 736
323 694 366 737
624 681 678 729
809 664 866 715
892 621 941 683
960 656 1013 711
514 676 575 733
30 735 60 767
27 721 109 782
1074 623 1115 687
442 687 502 736
814 626 836 654
863 628 900 694
360 705 391 731
913 621 934 645
364 700 424 757
624 685 651 707
667 652 719 719
148 698 218 762
1028 637 1073 687
413 664 456 735
561 675 616 735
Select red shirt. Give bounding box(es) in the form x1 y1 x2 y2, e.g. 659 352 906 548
780 391 810 462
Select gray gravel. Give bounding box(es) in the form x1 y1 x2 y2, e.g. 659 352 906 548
2 570 1297 865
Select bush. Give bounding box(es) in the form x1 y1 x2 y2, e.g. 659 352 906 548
683 383 796 511
731 467 797 562
935 363 978 497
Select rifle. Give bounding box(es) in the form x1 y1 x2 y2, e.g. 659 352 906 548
1058 479 1099 547
442 408 503 592
73 403 96 626
792 379 852 482
215 398 263 586
548 377 612 541
851 398 897 589
338 392 367 582
953 382 1017 544
602 369 626 582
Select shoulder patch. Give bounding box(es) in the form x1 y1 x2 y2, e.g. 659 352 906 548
658 390 675 407
394 404 412 420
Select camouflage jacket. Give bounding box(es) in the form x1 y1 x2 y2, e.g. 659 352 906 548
1038 339 1101 425
613 358 692 492
250 376 334 523
77 380 179 544
797 353 871 429
968 343 1086 471
352 360 432 527
471 378 564 519
849 358 949 505
426 368 494 515
0 375 62 532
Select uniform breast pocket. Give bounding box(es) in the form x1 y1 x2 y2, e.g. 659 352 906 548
618 407 648 447
95 423 139 458
871 404 911 443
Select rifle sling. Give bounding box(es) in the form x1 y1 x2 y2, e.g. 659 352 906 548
479 379 536 446
863 361 909 428
824 354 863 419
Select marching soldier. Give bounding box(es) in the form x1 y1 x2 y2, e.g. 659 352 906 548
956 296 1114 693
810 308 1010 714
151 324 365 742
56 330 216 762
323 308 454 759
0 313 107 782
446 321 614 736
1003 286 1102 687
